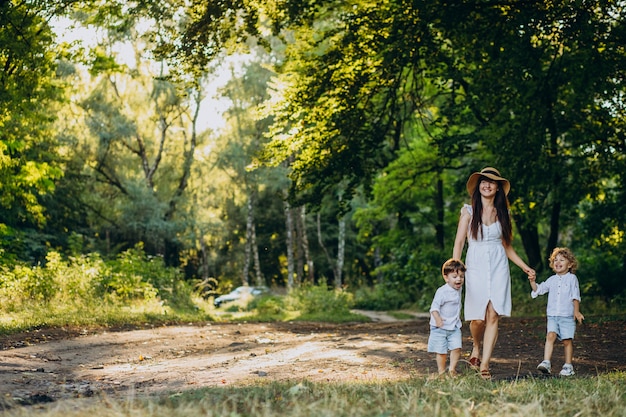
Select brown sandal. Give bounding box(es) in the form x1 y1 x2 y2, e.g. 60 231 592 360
468 357 481 368
480 369 492 380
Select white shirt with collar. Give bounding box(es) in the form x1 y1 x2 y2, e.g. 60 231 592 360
531 271 581 317
429 283 462 330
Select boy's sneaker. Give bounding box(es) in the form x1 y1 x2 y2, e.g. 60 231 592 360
559 364 575 376
537 360 551 374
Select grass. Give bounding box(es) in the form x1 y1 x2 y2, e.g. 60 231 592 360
387 311 417 320
0 297 215 336
2 372 625 416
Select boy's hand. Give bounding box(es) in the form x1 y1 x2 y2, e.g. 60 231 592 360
435 317 443 328
524 267 536 280
528 275 536 283
575 312 585 324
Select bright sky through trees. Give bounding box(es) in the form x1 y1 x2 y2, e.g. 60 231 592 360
50 16 232 132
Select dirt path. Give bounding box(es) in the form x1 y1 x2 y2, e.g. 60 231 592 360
0 315 624 407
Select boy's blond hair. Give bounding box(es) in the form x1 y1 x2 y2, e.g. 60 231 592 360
549 247 578 274
442 258 466 277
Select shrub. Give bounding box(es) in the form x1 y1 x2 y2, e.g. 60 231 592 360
290 285 353 319
352 284 411 311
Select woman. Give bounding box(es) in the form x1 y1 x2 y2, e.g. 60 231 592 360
453 167 535 379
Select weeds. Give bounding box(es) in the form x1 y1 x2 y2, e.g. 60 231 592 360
2 373 625 417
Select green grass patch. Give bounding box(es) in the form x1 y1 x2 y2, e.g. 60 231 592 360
4 372 626 416
387 311 416 320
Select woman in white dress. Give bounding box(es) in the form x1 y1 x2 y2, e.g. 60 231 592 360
453 167 535 379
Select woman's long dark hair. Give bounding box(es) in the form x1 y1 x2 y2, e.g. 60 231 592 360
469 177 513 246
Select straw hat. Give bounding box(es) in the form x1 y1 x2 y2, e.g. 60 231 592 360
466 167 510 196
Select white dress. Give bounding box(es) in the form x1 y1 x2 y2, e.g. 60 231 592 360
463 204 512 320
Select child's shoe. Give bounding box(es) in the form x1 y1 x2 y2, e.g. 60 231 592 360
559 364 575 376
537 360 551 374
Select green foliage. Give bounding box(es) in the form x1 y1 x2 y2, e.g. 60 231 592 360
103 244 174 302
3 0 626 311
0 245 195 328
0 1 65 240
289 284 356 321
352 284 411 311
247 295 290 321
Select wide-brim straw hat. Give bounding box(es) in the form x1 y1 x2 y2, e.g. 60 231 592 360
466 167 511 196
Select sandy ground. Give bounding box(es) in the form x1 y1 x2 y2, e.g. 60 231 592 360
0 312 624 408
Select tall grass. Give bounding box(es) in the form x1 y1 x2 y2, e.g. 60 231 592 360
2 372 625 416
0 246 214 335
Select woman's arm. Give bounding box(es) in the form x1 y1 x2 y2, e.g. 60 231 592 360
453 207 470 260
504 243 536 278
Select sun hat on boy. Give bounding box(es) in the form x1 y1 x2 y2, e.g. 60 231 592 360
466 167 511 196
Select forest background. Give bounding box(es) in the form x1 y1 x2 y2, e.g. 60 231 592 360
1 0 626 324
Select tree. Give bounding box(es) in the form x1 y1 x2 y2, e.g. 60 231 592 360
0 1 65 262
259 1 626 272
54 17 209 265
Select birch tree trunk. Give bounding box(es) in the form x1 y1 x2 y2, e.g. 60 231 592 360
335 216 345 289
242 194 253 286
251 222 263 286
298 205 315 283
374 246 383 284
295 206 304 284
284 196 295 289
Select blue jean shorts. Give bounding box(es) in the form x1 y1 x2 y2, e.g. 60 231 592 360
547 316 576 340
428 327 462 354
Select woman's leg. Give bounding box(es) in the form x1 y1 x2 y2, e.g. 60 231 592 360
480 302 499 372
470 319 485 360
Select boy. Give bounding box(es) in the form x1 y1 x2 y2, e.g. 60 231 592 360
529 247 584 376
428 258 466 377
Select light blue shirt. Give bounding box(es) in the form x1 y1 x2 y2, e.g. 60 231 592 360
531 272 581 317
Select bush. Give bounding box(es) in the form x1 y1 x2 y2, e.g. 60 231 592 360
352 284 411 311
290 285 354 320
0 244 193 314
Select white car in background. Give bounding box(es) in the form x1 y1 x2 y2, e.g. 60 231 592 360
213 286 269 307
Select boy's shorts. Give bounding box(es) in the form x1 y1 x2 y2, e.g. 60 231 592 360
547 316 576 340
428 327 462 354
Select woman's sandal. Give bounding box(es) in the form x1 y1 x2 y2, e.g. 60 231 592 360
468 357 481 369
479 369 492 380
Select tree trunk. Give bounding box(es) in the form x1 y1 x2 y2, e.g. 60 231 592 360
317 212 335 285
514 213 543 272
335 216 345 289
200 236 209 280
435 174 445 249
298 205 315 283
295 206 304 284
295 205 314 283
242 194 253 286
251 222 263 286
546 200 561 262
284 196 295 289
375 246 383 284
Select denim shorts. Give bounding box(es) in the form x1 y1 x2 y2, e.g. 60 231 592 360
547 316 576 340
428 327 462 354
